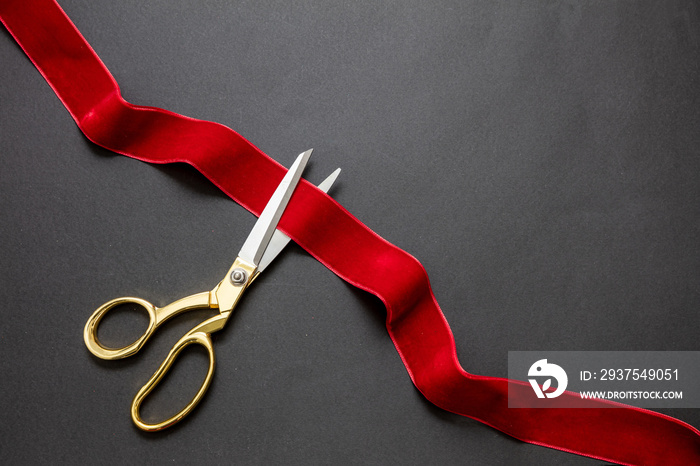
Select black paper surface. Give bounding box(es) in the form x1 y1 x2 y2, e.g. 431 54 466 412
1 1 698 464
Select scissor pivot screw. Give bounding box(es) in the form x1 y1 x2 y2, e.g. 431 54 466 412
230 268 248 285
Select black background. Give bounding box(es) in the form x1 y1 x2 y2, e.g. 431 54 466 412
1 1 698 464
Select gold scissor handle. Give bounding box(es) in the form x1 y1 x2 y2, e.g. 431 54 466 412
84 292 212 360
130 314 228 431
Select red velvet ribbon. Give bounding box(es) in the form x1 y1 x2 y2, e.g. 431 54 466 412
2 1 699 463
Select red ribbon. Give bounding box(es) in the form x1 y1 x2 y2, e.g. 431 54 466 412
2 1 699 464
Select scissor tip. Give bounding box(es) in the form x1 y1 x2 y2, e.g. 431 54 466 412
291 149 313 170
318 168 341 192
327 167 341 184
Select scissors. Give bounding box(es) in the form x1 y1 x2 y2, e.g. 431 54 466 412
84 149 339 431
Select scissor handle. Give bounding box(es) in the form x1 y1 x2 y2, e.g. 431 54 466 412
84 292 212 360
130 314 228 431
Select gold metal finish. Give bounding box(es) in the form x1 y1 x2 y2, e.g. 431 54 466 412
84 292 212 360
83 258 258 431
83 152 336 431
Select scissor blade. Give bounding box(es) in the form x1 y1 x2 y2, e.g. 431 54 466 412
257 167 341 272
238 149 312 267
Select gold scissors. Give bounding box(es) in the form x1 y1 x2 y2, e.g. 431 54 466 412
84 150 339 431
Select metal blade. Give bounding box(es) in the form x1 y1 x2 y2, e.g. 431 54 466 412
238 149 312 267
257 167 341 272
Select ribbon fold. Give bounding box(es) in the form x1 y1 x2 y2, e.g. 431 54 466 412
2 1 698 464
